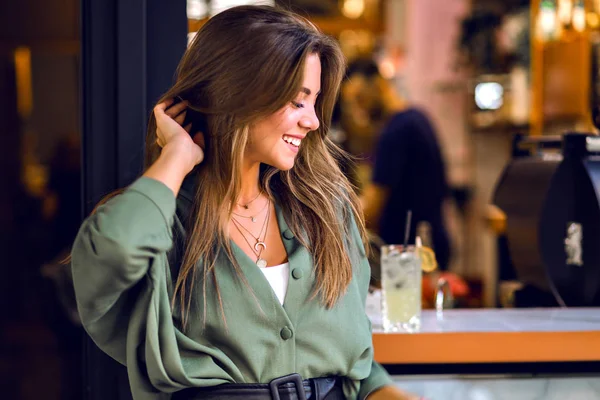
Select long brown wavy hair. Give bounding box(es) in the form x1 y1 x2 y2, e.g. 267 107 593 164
129 6 368 327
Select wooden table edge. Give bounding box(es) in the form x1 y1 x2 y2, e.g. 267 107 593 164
373 330 600 364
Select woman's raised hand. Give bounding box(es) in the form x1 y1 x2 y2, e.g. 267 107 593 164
154 98 205 172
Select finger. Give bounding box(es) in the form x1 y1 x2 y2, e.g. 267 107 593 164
174 110 187 125
154 99 174 114
165 100 188 118
184 123 193 133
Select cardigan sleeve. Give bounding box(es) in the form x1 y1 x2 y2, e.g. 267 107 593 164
71 177 176 364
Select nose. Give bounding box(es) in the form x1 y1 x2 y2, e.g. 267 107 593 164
299 106 320 131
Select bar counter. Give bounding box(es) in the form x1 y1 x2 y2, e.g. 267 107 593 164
372 308 600 365
374 309 600 399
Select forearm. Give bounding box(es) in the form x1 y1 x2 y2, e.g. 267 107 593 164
367 385 423 400
143 144 191 196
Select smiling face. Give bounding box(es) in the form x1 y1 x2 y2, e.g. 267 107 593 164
245 53 322 171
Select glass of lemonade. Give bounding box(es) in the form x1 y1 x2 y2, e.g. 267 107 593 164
380 245 422 333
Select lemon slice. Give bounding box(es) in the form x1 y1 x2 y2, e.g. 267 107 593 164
418 246 438 272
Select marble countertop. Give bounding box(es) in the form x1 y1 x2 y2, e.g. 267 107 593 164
371 308 600 365
379 308 600 333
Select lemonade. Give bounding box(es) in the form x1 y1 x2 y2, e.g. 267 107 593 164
381 246 422 333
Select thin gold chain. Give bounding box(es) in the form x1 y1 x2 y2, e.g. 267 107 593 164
231 199 270 240
237 190 262 208
231 219 262 258
232 197 269 220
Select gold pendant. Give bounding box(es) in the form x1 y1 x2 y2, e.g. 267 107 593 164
254 241 267 252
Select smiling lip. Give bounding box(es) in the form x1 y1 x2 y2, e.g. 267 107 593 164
282 134 304 154
283 139 300 154
283 134 305 140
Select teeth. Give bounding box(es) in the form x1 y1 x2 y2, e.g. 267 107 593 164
283 135 301 147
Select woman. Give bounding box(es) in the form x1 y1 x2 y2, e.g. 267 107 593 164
71 5 421 400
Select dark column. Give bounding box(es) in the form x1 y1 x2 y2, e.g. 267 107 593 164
0 55 21 322
80 0 187 398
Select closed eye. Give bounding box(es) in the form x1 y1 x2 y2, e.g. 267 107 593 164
291 101 305 109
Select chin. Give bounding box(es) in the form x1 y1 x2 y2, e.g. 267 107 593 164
273 142 301 171
262 143 301 171
263 153 296 171
273 158 296 171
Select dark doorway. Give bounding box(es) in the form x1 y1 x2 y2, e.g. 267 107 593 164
0 0 187 398
0 1 82 399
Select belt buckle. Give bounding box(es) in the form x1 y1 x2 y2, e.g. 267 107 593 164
269 373 306 400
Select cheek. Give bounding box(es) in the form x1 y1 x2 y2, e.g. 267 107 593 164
247 124 282 154
275 109 300 132
256 111 297 142
247 107 301 156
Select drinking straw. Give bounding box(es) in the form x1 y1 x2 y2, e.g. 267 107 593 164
403 210 412 251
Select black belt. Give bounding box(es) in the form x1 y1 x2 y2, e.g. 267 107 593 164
172 374 344 400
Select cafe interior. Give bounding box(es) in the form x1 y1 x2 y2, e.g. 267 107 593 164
2 0 600 399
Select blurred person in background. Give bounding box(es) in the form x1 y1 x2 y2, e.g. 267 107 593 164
342 58 451 272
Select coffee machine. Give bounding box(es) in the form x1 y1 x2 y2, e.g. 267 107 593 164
493 133 600 307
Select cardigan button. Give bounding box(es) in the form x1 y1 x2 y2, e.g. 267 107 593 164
292 268 303 279
280 327 293 340
282 229 295 240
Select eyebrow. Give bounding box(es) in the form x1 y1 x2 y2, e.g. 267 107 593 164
301 87 321 96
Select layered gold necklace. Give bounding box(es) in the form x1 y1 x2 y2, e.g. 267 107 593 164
231 198 271 268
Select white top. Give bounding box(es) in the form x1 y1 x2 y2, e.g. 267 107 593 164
259 262 290 305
